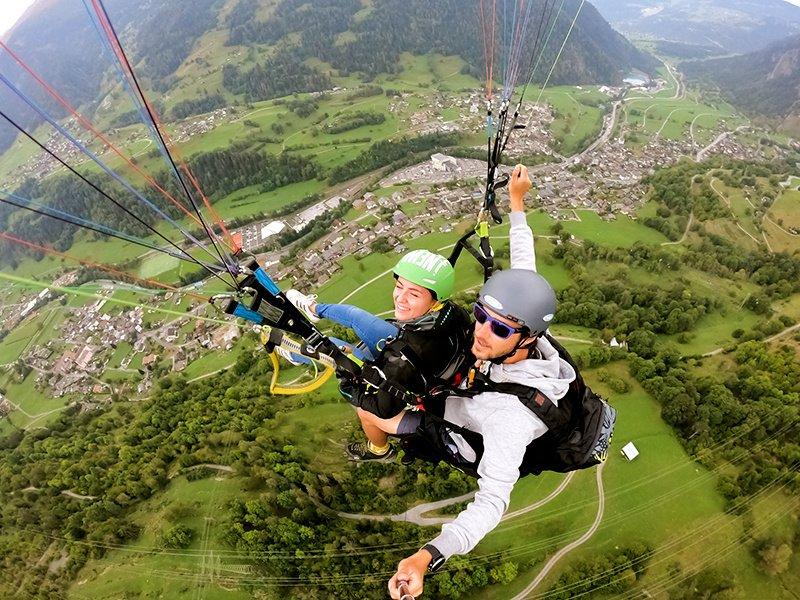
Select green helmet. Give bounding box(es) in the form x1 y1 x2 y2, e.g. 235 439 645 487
393 250 455 300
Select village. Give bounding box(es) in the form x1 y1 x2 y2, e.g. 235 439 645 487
5 281 243 403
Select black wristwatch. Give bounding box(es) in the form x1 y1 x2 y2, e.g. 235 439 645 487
422 544 446 572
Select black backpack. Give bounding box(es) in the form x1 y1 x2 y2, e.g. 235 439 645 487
400 334 616 477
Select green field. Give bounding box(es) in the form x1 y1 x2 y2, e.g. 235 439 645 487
0 370 72 430
471 361 791 598
0 306 66 364
69 475 254 600
769 189 800 230
536 86 607 155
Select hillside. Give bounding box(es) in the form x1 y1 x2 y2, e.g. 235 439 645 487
683 34 800 118
0 0 656 153
590 0 800 55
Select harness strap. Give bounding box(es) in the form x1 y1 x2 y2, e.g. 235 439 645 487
453 367 572 432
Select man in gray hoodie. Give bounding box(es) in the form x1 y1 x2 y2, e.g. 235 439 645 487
355 165 578 598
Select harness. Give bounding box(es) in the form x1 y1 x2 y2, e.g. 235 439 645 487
400 335 615 478
346 301 474 418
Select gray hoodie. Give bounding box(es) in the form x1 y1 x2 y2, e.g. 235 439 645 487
428 211 576 559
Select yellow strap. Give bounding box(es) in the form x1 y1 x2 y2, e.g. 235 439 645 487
268 349 334 395
475 221 490 237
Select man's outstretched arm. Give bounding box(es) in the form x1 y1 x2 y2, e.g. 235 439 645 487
508 164 537 272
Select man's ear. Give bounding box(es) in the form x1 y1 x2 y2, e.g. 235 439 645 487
519 335 537 349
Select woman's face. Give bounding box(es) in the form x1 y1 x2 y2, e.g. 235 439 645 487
393 276 436 321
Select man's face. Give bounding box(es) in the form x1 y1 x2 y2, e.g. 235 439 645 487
471 304 524 361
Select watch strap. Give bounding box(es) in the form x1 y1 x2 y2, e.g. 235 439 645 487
422 543 446 572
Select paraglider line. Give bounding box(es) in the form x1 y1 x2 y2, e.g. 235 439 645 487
0 231 208 302
0 107 217 277
91 0 239 285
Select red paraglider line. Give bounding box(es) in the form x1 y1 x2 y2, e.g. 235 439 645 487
89 0 237 254
0 40 205 229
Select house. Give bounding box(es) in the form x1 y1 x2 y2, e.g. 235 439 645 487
431 153 457 171
75 346 95 371
142 354 159 368
212 324 239 350
621 442 639 461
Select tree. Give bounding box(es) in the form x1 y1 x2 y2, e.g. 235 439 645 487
758 543 792 576
161 524 194 549
489 561 518 584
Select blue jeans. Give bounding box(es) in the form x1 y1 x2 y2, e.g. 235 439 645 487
316 303 398 360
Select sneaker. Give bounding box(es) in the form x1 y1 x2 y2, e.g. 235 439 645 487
285 289 320 323
346 441 397 462
275 345 306 366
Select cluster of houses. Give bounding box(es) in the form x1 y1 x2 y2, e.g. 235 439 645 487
8 283 243 399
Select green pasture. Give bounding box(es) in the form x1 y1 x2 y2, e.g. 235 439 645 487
537 86 606 155
5 237 135 281
764 218 800 254
106 341 134 369
479 361 790 597
475 468 601 599
709 178 763 240
69 475 254 600
0 371 72 430
269 397 355 471
626 98 738 141
770 189 800 231
564 210 669 247
182 345 248 381
773 293 800 322
704 217 763 253
0 129 42 181
138 252 181 279
0 306 65 364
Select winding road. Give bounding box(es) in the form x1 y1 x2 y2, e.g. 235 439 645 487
336 472 576 527
511 464 606 599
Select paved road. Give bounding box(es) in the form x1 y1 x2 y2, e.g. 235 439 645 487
337 472 574 527
703 322 800 357
697 124 749 161
511 464 606 600
578 101 621 159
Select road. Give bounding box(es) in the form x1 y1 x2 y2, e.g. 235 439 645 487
709 178 763 246
703 322 800 357
511 463 605 600
696 124 750 162
578 101 621 158
337 472 574 527
661 212 694 246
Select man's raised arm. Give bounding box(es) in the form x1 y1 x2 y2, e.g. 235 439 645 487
508 164 537 272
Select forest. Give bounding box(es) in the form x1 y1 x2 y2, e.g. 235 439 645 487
0 146 319 268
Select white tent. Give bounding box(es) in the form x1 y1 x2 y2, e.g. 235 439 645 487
621 442 639 461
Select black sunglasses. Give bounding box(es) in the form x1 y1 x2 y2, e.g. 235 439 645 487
473 303 526 339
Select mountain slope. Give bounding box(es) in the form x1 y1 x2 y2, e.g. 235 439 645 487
0 0 656 154
683 34 800 118
590 0 800 54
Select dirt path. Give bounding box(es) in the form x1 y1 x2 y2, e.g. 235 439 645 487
511 464 605 599
689 113 713 146
61 490 96 501
661 212 693 246
702 322 800 357
709 179 764 246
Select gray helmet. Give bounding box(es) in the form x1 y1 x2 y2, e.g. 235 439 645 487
477 269 556 336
